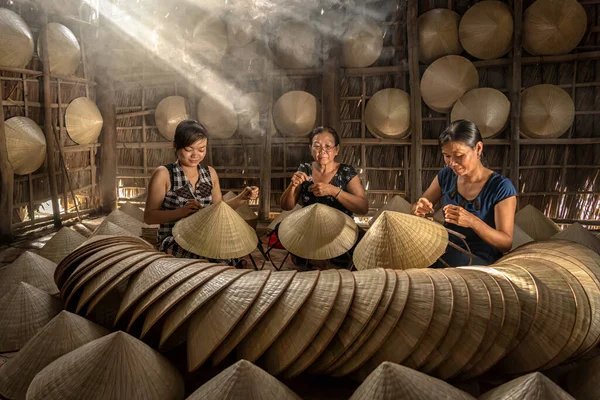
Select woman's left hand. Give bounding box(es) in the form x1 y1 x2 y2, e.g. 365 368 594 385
309 183 337 197
240 186 259 201
443 205 478 228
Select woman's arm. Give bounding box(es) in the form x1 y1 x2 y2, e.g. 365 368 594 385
209 167 259 209
412 176 443 216
335 175 368 215
280 171 309 211
144 166 199 225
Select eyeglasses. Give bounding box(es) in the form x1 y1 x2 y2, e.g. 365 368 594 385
311 145 335 154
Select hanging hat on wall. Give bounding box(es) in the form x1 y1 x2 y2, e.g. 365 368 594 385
0 8 34 68
520 84 575 139
225 10 258 48
191 14 228 64
272 21 319 69
523 0 587 56
365 88 411 139
38 22 81 76
273 91 319 137
197 93 238 139
235 92 276 138
65 97 103 144
5 116 46 175
155 96 189 141
451 88 510 139
38 227 86 264
342 17 383 68
418 9 462 64
459 1 514 60
421 55 479 113
0 251 58 295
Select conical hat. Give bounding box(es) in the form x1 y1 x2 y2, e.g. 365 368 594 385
369 195 413 227
5 116 46 175
451 88 510 139
0 251 58 295
187 270 271 371
523 0 587 56
104 209 144 236
236 203 258 222
350 361 474 400
418 8 462 64
0 282 62 352
512 224 534 250
515 204 560 240
237 271 320 363
273 91 319 137
65 97 103 144
480 372 574 400
459 1 513 60
278 204 358 260
0 8 34 68
354 211 448 270
567 355 600 400
173 201 258 259
37 227 86 264
91 220 137 238
212 271 297 366
235 92 276 138
272 21 318 69
267 205 301 231
520 84 575 139
118 202 145 222
226 11 257 47
25 331 184 400
342 17 383 68
223 191 236 201
553 223 600 255
421 55 479 113
309 269 387 374
0 311 109 400
186 359 302 400
155 96 189 140
37 22 80 76
191 14 228 63
197 93 238 139
365 89 411 139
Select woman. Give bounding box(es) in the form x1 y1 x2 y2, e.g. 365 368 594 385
144 119 259 259
413 120 516 267
280 126 368 267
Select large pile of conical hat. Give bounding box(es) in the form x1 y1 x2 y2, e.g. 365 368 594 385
0 8 34 68
37 227 86 264
553 222 600 255
0 251 59 295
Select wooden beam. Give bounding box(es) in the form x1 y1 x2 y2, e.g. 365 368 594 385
407 0 423 200
322 37 341 133
510 0 523 192
116 109 155 120
0 78 14 241
97 72 118 213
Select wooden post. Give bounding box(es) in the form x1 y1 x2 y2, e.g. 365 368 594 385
0 79 14 241
407 0 423 200
97 71 118 214
40 13 62 228
322 37 340 132
510 0 523 198
258 79 273 221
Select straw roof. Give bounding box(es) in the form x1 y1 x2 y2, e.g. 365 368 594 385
553 223 600 255
154 96 189 141
451 88 510 139
0 251 58 295
0 311 109 400
0 8 34 68
349 362 474 400
278 204 358 260
173 201 258 259
369 195 413 226
480 372 574 400
520 84 575 139
26 331 185 400
342 17 383 68
418 8 462 64
65 97 103 144
272 21 318 69
421 55 479 113
364 89 411 139
273 91 319 137
235 92 276 138
5 116 46 175
0 282 62 352
197 93 238 139
515 204 561 240
37 227 86 264
38 22 81 76
459 1 514 60
191 14 228 63
523 0 587 56
186 360 302 400
354 211 448 270
118 202 145 222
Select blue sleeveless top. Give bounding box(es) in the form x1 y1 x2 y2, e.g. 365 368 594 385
438 166 516 264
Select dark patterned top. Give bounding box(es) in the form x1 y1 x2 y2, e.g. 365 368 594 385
297 162 358 216
157 160 213 258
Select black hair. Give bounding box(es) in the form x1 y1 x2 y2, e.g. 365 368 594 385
438 120 483 149
174 120 207 151
309 126 340 147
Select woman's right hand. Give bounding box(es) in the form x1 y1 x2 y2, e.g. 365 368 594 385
182 200 201 217
290 171 310 188
413 197 434 217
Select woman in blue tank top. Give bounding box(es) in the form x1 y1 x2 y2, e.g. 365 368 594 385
412 120 517 267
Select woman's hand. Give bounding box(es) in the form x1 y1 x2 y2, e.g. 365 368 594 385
413 197 434 217
290 171 310 188
239 186 259 201
182 200 201 217
443 205 478 228
309 182 338 197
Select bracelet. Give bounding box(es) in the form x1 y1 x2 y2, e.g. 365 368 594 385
334 187 343 199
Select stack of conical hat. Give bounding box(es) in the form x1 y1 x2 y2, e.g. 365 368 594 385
418 8 462 64
197 93 238 139
272 91 319 137
364 89 411 139
480 372 574 400
553 223 600 255
38 227 86 264
369 195 413 226
267 204 302 231
0 251 58 295
5 116 46 175
65 97 103 144
38 22 81 76
451 88 510 139
520 84 575 139
173 200 257 259
118 202 145 222
0 8 34 68
342 17 383 68
154 96 189 140
515 204 560 240
459 1 514 60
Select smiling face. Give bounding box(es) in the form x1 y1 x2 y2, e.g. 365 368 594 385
441 140 483 176
176 138 208 168
310 132 339 166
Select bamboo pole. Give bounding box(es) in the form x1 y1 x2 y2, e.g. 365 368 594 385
97 71 118 213
0 77 14 241
322 37 340 132
407 0 423 200
509 0 523 196
258 72 273 220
